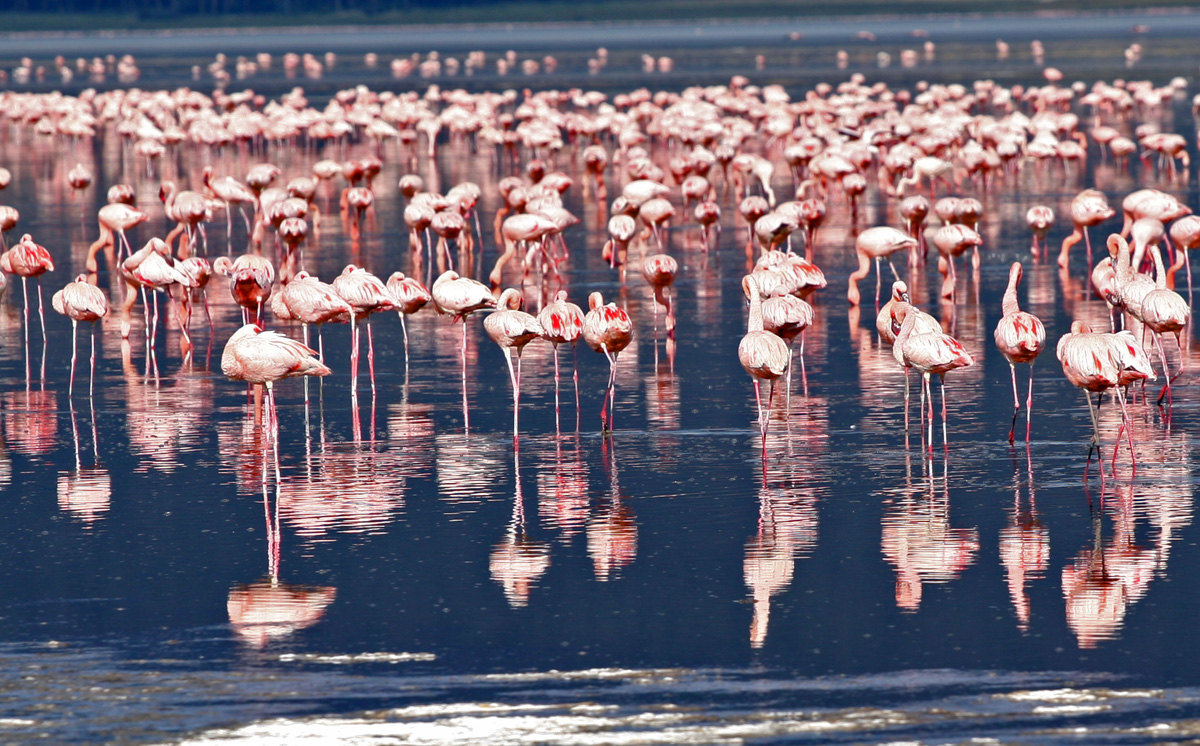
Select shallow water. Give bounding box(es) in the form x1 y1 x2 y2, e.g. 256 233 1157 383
2 8 1200 744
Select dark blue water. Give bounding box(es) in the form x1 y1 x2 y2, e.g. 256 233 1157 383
1 9 1200 744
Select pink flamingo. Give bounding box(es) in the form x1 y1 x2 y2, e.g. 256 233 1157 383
431 270 497 431
583 291 634 435
221 323 331 436
160 180 209 258
537 290 585 432
1057 189 1114 270
386 271 431 361
202 166 256 242
331 265 395 398
994 263 1046 443
847 226 916 307
485 288 544 443
739 274 789 440
1056 321 1144 468
891 302 975 450
272 271 351 363
213 254 275 325
1136 245 1190 407
1025 205 1054 261
85 202 148 273
51 274 108 396
641 253 678 338
1 233 55 348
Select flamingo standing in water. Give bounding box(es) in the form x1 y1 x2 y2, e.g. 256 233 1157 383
331 264 396 398
485 288 544 444
85 202 148 273
1 233 55 349
847 226 916 307
994 262 1046 443
641 253 678 338
891 302 975 451
1135 245 1190 407
213 254 275 326
739 274 789 441
1056 321 1150 469
583 291 634 435
221 323 331 436
386 271 431 361
538 290 585 432
1057 189 1114 270
272 271 351 363
1025 205 1054 261
52 274 108 396
431 270 497 430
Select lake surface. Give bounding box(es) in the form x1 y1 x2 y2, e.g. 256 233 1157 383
2 8 1200 744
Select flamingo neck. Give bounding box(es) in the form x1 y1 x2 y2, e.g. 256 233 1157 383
747 289 765 333
1001 274 1020 316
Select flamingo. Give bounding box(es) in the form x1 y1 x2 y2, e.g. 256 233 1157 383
386 271 431 361
1056 321 1151 468
431 270 497 430
994 262 1046 443
85 202 148 273
1136 245 1190 407
160 180 209 258
202 166 256 241
739 274 789 440
891 302 975 450
331 265 396 398
221 323 331 436
583 291 634 435
485 288 544 443
1025 205 1054 261
1057 189 1114 270
641 253 678 338
213 254 275 325
537 290 585 432
51 274 108 396
1 233 55 348
272 271 351 363
1166 214 1200 295
847 226 917 307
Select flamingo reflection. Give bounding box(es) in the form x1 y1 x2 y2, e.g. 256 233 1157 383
881 457 979 611
57 401 111 528
228 448 336 649
490 449 550 607
998 450 1048 633
588 441 637 581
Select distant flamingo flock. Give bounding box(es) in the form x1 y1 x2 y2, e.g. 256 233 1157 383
0 40 1195 475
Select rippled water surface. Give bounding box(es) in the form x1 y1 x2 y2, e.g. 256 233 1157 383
4 9 1200 744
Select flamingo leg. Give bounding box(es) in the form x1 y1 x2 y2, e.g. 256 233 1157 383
572 342 581 432
367 318 376 397
1155 334 1172 408
68 319 78 397
349 313 359 398
940 374 949 450
551 343 561 434
1008 362 1019 444
1025 365 1035 443
89 323 97 399
461 318 470 433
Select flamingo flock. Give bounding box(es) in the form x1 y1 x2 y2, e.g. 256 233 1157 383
0 41 1189 480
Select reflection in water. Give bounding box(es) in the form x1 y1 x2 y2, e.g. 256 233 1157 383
881 457 979 611
228 442 336 649
536 436 589 540
587 441 636 582
998 450 1048 633
746 413 823 647
490 449 551 607
56 401 111 527
3 389 57 457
